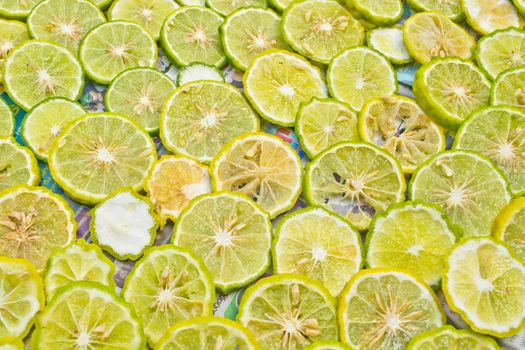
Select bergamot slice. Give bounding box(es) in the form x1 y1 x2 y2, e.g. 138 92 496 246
0 137 40 191
367 26 412 65
493 197 525 262
406 0 464 21
490 67 525 109
0 19 29 83
407 325 502 350
0 98 14 137
462 0 523 35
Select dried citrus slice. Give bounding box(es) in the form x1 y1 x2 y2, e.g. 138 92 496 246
490 67 525 109
0 19 29 83
493 197 525 262
0 98 14 137
207 0 266 16
347 0 403 26
367 26 412 65
407 0 464 21
0 137 40 191
407 325 501 350
462 0 524 35
0 337 23 350
304 340 352 350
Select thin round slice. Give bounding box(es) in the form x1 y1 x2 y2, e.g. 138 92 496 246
304 142 405 231
160 81 259 163
122 246 215 347
207 0 266 16
367 26 412 65
79 21 157 85
210 133 303 218
0 137 40 191
462 0 523 35
105 68 176 134
0 0 40 19
407 325 502 350
338 268 445 349
348 0 403 26
0 19 29 83
0 337 24 350
407 0 464 21
0 99 14 137
176 0 204 5
327 47 397 112
490 67 525 109
443 237 525 337
49 113 157 205
304 340 352 350
494 197 525 262
177 63 224 85
32 282 146 349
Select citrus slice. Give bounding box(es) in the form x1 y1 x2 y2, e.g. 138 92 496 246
122 246 215 347
161 7 226 67
443 237 525 337
177 63 224 85
0 137 40 191
409 150 511 238
327 47 397 112
358 95 446 174
160 81 259 163
413 57 491 130
221 7 288 71
21 97 86 162
403 12 475 64
493 197 525 262
27 0 106 54
237 274 338 349
366 201 457 286
338 268 445 349
32 282 146 349
0 0 40 19
347 0 403 26
0 337 23 350
490 67 525 109
296 97 359 159
0 257 44 339
176 0 204 5
49 113 157 205
210 132 303 218
514 0 525 14
304 142 405 231
4 40 84 111
243 49 326 126
0 99 14 137
273 206 363 297
105 68 176 134
462 0 523 35
0 19 29 83
407 325 502 350
44 239 116 301
207 0 266 16
406 0 464 21
282 0 364 64
304 340 353 350
79 21 157 85
367 26 412 65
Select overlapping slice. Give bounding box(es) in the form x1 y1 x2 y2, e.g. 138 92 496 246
348 0 403 26
490 67 525 109
407 325 502 350
406 0 464 21
0 19 29 83
0 99 14 137
207 0 267 16
304 340 353 350
177 63 224 85
493 197 525 262
462 0 523 35
367 26 412 65
0 0 40 19
0 137 40 191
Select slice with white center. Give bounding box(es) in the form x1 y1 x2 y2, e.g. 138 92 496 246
210 133 303 218
207 0 267 16
407 325 502 350
304 340 353 350
493 197 525 262
0 137 40 191
0 337 24 350
462 0 523 35
338 268 445 349
0 99 14 137
348 0 403 26
407 0 464 21
0 19 29 83
122 246 215 347
367 26 412 65
177 63 224 85
0 0 40 19
490 67 525 109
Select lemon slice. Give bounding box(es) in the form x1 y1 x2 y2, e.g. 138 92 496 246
462 0 524 35
0 19 29 84
407 325 502 350
490 67 525 109
0 98 14 137
0 137 40 191
304 340 353 350
367 26 412 65
493 197 525 262
407 0 464 21
0 337 23 350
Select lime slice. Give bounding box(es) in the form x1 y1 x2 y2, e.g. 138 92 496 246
296 97 359 159
514 0 525 14
177 63 224 85
304 340 353 350
493 197 525 262
173 192 272 293
269 0 293 12
243 49 326 126
409 150 511 238
406 0 464 21
79 21 157 85
176 0 204 5
161 7 226 67
0 19 29 83
0 337 23 350
105 68 176 134
273 206 363 297
0 257 44 339
338 268 445 349
44 239 116 301
207 0 266 17
4 40 84 111
145 155 211 226
443 237 525 337
367 26 412 65
304 142 405 231
160 81 259 163
348 0 403 26
49 113 157 205
0 137 40 191
27 0 106 54
407 325 502 350
344 0 377 30
327 47 397 112
366 201 457 286
221 7 288 71
358 95 446 174
413 57 491 130
21 97 86 162
32 282 146 349
0 0 40 19
282 0 364 64
237 274 338 349
210 132 303 218
122 245 215 347
403 12 475 64
462 0 523 35
476 28 525 81
0 99 14 138
490 67 525 109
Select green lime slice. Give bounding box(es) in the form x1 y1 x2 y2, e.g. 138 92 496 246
0 19 29 83
304 142 405 231
304 340 353 350
79 21 157 85
348 0 403 26
407 325 502 350
327 47 397 112
160 80 259 163
409 150 511 238
243 49 326 126
367 26 412 65
0 137 40 191
32 282 146 349
494 197 525 262
49 113 157 205
237 274 338 349
490 67 525 109
273 206 363 297
407 0 464 21
358 95 446 174
296 97 359 159
0 99 14 138
207 0 266 16
21 97 86 162
269 0 292 12
443 237 525 337
122 246 215 347
338 268 445 349
173 192 271 293
413 57 491 130
0 337 24 350
514 0 525 14
282 0 364 65
27 0 106 54
176 0 204 5
403 12 475 64
161 7 226 67
0 0 40 19
462 0 524 35
177 63 224 85
105 68 176 134
4 40 84 111
221 7 288 71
